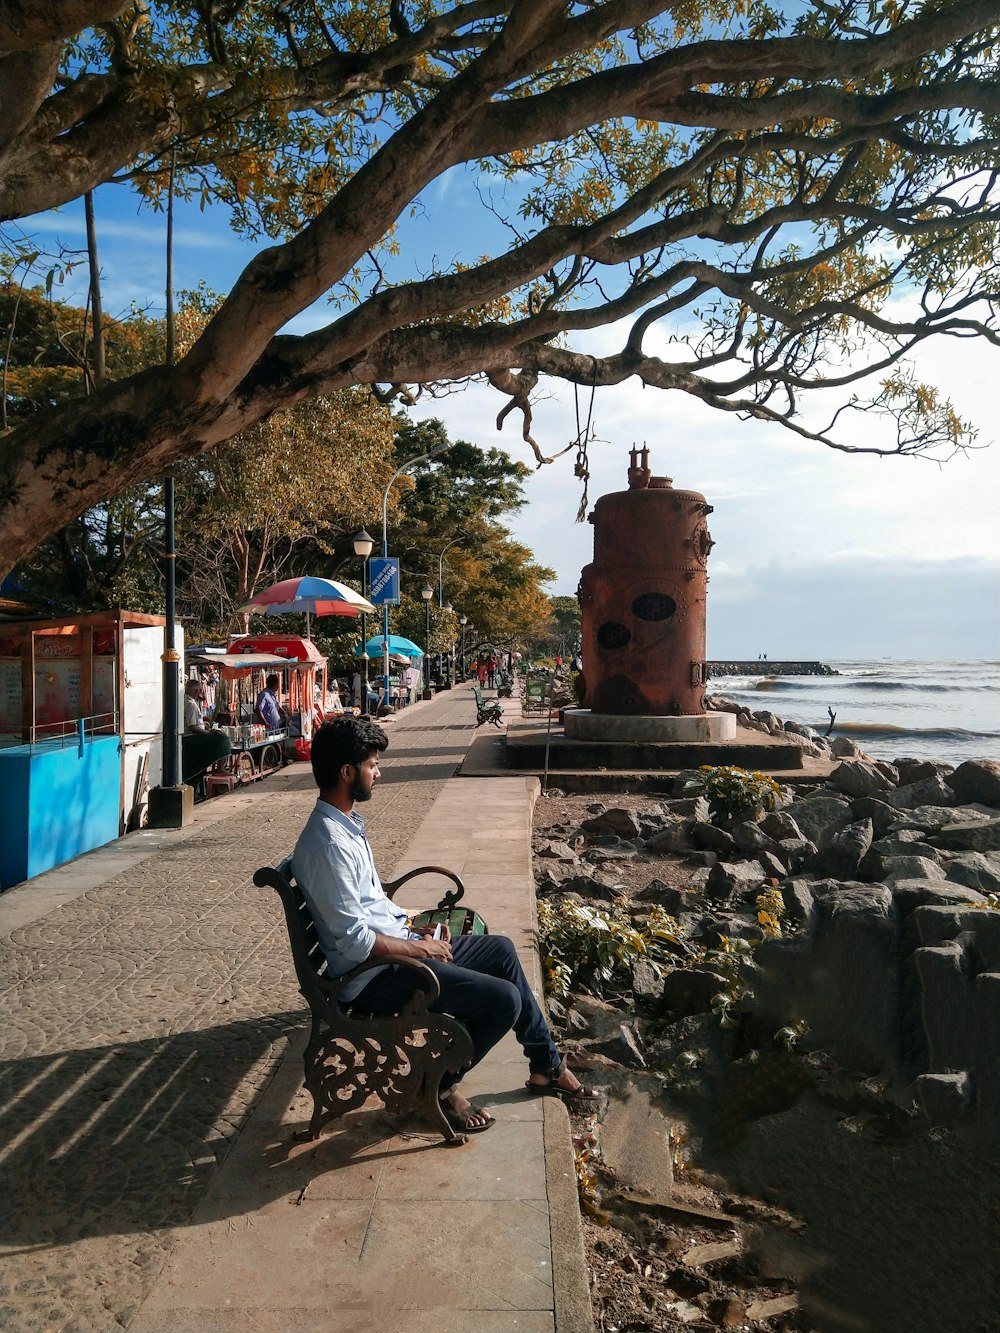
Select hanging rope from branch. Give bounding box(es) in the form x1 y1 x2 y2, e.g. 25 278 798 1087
573 361 597 522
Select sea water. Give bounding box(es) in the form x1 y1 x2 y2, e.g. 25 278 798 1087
710 659 1000 766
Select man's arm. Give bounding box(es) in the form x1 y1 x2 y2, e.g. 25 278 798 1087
369 930 452 962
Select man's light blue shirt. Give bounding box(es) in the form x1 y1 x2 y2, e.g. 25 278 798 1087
256 687 282 730
292 799 415 1001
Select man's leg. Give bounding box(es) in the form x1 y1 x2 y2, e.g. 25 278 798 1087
449 935 559 1075
353 955 523 1090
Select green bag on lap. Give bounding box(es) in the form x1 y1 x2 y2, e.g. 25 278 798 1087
410 907 488 937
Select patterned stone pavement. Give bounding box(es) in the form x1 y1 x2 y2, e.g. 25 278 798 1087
0 691 481 1333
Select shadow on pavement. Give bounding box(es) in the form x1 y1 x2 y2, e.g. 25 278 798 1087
0 1013 306 1250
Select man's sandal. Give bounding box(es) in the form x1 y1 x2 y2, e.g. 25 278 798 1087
525 1056 600 1107
440 1097 496 1134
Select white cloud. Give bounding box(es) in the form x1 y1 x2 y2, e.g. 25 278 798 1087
410 335 999 658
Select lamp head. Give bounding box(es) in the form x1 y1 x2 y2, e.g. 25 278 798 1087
459 615 467 625
420 583 434 602
353 528 374 558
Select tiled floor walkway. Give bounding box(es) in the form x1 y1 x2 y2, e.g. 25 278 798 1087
0 686 591 1333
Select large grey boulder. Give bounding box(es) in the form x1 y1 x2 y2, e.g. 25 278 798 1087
691 821 738 854
757 882 898 1073
829 760 894 799
945 851 1000 894
894 758 954 785
706 859 766 899
885 774 957 810
891 881 986 914
807 818 874 880
946 759 1000 808
632 879 690 915
850 796 903 838
886 803 995 833
772 836 817 872
631 957 665 1001
781 879 817 927
660 966 728 1017
535 839 580 862
789 795 853 847
646 823 697 855
760 810 804 841
730 821 779 854
880 855 947 884
931 818 1000 854
537 869 621 901
830 736 866 758
580 807 643 838
913 905 1000 969
656 795 710 821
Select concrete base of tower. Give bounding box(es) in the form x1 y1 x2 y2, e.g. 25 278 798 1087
563 710 736 743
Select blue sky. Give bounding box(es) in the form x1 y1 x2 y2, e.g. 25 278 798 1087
10 169 999 661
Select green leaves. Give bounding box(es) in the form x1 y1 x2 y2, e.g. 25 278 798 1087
537 897 682 1000
683 765 781 825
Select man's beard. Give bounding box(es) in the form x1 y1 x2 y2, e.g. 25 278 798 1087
351 771 373 802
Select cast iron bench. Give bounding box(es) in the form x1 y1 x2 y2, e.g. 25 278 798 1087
254 856 475 1145
472 685 504 728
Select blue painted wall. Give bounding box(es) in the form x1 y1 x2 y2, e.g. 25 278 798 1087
0 736 121 890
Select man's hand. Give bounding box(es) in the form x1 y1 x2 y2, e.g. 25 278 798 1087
413 922 451 944
412 935 453 961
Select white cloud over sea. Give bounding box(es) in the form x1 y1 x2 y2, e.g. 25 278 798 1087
411 333 1000 661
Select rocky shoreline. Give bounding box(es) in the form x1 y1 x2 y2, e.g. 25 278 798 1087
532 733 1000 1332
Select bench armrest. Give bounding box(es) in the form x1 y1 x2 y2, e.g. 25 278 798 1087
382 865 465 911
319 953 442 1006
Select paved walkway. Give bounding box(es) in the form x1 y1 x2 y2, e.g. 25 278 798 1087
0 685 591 1333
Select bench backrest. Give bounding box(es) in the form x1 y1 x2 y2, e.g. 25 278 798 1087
253 856 340 1022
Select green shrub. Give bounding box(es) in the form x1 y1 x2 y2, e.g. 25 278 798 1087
537 898 682 999
684 764 781 824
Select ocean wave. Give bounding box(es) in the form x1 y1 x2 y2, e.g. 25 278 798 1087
810 722 1000 741
745 677 996 694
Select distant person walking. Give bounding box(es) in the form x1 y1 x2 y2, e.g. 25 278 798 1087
478 659 488 688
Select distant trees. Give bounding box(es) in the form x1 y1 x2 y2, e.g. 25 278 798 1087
3 292 552 645
2 0 999 576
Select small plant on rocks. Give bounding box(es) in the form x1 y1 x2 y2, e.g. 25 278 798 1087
683 764 781 825
537 898 682 999
755 887 787 938
704 935 758 1028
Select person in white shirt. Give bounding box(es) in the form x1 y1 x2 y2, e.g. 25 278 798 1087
181 679 230 784
292 716 598 1134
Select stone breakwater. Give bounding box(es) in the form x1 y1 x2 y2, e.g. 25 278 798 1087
707 660 838 676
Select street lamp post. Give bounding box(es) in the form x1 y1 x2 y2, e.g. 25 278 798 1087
435 537 463 681
352 527 374 713
459 614 467 679
380 443 451 704
442 600 452 684
421 583 434 698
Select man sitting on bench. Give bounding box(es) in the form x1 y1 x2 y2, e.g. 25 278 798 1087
292 716 597 1134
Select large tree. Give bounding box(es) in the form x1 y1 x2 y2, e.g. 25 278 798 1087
1 0 998 575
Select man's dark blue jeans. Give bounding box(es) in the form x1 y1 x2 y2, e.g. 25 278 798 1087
353 934 559 1093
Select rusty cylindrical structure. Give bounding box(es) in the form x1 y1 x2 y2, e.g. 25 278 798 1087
578 448 714 716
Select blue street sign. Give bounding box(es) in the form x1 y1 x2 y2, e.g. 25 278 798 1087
369 557 400 605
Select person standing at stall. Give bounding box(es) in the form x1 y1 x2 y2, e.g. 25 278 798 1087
255 674 288 731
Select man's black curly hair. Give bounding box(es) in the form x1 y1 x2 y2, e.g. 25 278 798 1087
310 715 388 788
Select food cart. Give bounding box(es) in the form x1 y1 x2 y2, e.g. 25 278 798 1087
190 634 346 794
